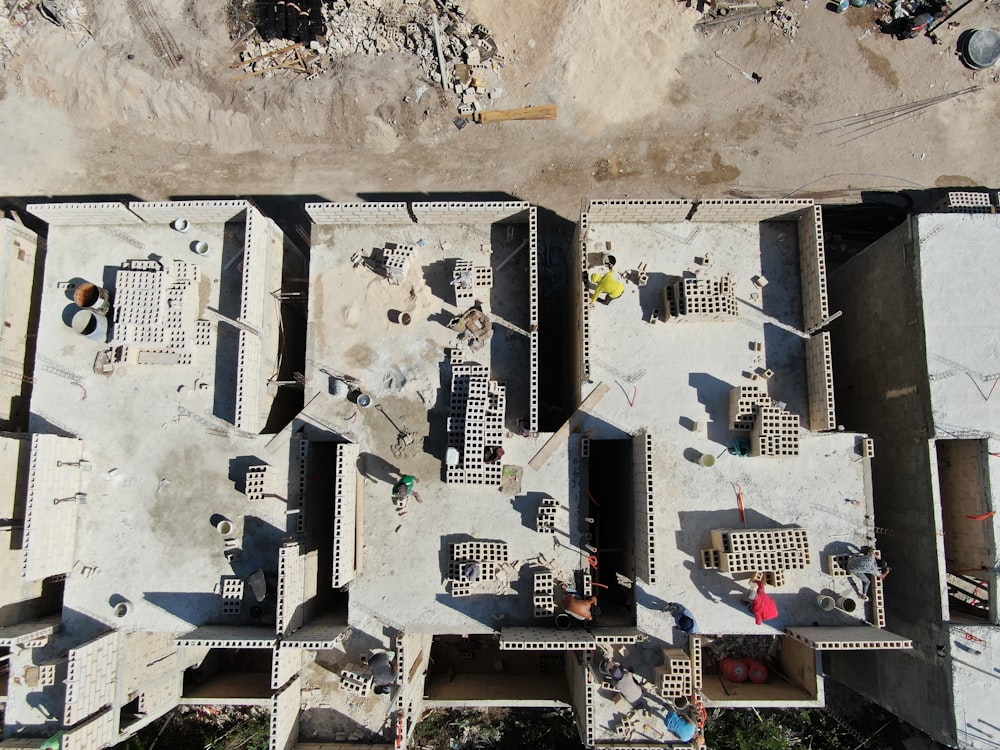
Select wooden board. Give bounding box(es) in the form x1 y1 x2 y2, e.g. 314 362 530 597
463 104 558 124
529 382 610 471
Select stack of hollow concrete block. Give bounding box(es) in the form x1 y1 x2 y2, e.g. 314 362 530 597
382 244 415 285
453 259 494 307
729 385 770 431
445 362 505 485
654 648 693 699
446 540 509 598
665 272 738 321
751 405 800 457
706 527 811 574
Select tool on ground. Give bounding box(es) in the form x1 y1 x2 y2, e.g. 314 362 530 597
714 50 762 84
732 483 747 526
53 493 88 505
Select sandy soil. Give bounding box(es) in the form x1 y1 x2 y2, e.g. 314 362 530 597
2 0 1000 217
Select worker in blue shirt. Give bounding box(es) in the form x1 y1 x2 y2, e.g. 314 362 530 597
665 602 699 634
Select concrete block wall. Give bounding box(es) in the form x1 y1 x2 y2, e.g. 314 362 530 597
590 628 641 645
277 538 307 637
409 201 531 224
136 672 182 721
269 676 302 750
22 434 84 581
0 620 58 646
288 436 309 534
528 206 539 434
578 212 592 383
445 365 505 485
584 199 693 222
805 332 837 431
498 627 597 651
175 625 277 648
632 431 657 584
797 205 830 332
64 632 119 726
690 199 814 223
0 218 40 421
279 623 348 649
786 626 912 650
305 202 412 225
272 642 304 690
27 202 142 225
123 632 177 695
688 634 703 690
62 707 116 750
234 204 285 433
934 190 994 213
331 443 360 588
128 200 249 224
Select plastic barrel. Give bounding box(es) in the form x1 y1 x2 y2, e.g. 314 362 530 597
720 657 749 682
746 659 769 684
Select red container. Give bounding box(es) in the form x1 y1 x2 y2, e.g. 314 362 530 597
720 657 749 682
746 659 769 684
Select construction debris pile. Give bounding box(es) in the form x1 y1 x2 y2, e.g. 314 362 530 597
768 2 800 37
1 0 88 65
242 0 505 112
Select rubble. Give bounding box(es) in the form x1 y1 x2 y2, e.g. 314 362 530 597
768 2 800 37
241 0 505 113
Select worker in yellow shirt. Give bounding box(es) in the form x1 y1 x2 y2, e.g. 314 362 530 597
589 256 625 305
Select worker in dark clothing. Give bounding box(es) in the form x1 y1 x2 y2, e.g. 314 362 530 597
846 549 890 600
365 649 396 695
665 602 699 634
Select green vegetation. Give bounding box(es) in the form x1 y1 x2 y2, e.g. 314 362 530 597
412 708 581 750
114 707 269 750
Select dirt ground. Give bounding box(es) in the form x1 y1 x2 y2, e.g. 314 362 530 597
1 0 999 218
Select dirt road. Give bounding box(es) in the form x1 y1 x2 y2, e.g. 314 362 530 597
1 0 997 219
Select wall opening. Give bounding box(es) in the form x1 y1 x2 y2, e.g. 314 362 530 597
118 694 143 731
303 440 350 623
425 636 571 703
698 634 820 706
587 440 635 624
936 439 993 621
182 647 273 700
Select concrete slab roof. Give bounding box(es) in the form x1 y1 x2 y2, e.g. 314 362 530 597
915 213 1000 441
305 213 584 635
27 212 292 636
948 622 1000 749
579 217 872 636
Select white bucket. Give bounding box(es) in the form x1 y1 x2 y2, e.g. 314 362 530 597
699 453 716 468
331 378 349 397
816 595 836 611
445 447 460 466
172 218 191 232
113 602 130 618
216 519 233 535
191 240 210 256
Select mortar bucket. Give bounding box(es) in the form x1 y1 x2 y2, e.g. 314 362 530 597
172 218 191 232
699 453 716 468
113 602 130 618
216 519 233 535
816 595 836 611
74 282 111 315
330 378 349 397
191 240 210 256
836 594 858 613
392 310 412 325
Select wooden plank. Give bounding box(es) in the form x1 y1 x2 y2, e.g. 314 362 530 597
463 104 558 124
231 41 303 69
529 382 610 471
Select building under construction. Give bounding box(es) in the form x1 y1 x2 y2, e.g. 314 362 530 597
0 194 991 750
